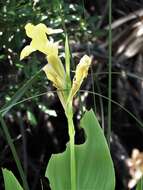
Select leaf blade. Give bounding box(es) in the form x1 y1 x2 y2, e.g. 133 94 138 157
46 110 115 190
2 169 23 190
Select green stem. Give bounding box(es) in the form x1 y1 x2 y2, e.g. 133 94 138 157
107 0 112 147
0 115 29 190
66 103 76 190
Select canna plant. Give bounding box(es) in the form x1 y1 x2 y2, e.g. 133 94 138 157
20 22 92 190
20 23 115 190
1 22 115 190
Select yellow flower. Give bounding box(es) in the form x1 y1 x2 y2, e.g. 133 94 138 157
43 54 92 108
43 54 66 90
20 23 92 110
46 54 65 80
43 54 67 109
20 23 66 91
20 23 63 60
69 55 92 100
43 64 64 89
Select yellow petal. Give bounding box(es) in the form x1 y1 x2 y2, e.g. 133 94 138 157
43 64 65 90
26 23 63 36
24 23 60 56
20 45 36 60
75 55 92 82
46 41 59 56
43 64 57 85
47 54 65 79
25 23 35 38
69 55 92 98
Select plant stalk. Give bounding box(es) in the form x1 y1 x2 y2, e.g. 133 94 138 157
0 115 29 190
107 0 112 147
66 102 76 190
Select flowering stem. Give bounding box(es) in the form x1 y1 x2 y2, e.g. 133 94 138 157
66 102 76 190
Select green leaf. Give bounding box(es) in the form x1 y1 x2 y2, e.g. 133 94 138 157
47 144 71 190
136 178 143 190
0 116 29 190
2 168 23 190
0 54 5 59
65 34 71 89
46 110 115 190
27 110 37 127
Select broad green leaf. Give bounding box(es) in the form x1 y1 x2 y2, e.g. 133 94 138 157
47 145 71 190
2 168 23 190
46 109 115 190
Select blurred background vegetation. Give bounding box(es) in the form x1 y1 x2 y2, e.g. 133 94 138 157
0 0 102 118
1 0 143 190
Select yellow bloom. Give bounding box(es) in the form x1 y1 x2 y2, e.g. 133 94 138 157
69 55 92 99
20 45 36 60
43 54 66 90
43 54 92 108
43 64 64 89
20 23 92 110
20 23 63 60
46 54 65 80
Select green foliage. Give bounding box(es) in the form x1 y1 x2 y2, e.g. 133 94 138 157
0 0 99 113
0 1 114 190
65 35 71 89
46 110 115 190
0 70 42 116
136 178 143 190
0 0 63 108
2 169 23 190
0 116 29 190
27 109 37 127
